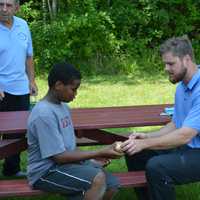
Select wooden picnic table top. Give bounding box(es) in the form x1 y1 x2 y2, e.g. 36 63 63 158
72 104 171 129
0 104 171 134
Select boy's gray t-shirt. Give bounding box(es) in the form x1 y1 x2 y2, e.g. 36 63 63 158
27 100 76 186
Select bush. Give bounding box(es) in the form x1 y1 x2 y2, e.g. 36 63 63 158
17 0 200 75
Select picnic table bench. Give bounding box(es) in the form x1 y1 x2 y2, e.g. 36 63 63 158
0 171 146 198
0 104 171 198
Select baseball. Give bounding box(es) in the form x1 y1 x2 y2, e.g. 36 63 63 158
114 141 123 153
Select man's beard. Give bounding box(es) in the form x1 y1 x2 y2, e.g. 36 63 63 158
169 66 187 84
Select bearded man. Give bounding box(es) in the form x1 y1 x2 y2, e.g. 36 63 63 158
122 36 200 200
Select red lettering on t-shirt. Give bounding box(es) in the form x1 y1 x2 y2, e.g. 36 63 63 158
61 116 71 128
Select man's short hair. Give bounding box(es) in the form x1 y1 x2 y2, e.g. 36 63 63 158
160 35 195 61
48 62 81 88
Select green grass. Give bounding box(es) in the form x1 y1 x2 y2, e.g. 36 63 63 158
1 74 200 200
33 74 176 107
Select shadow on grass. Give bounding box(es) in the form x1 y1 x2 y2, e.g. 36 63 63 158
82 73 169 86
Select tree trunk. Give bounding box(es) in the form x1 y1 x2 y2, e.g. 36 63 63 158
42 0 47 23
52 0 58 18
47 0 53 20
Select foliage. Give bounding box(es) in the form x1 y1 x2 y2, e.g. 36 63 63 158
17 0 200 75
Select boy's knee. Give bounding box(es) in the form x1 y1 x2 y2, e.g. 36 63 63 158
92 171 106 187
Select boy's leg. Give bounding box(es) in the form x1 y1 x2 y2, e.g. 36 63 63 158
33 162 119 200
102 188 118 200
83 171 106 200
86 160 120 200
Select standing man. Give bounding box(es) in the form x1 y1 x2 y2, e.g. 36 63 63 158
0 0 37 176
122 36 200 200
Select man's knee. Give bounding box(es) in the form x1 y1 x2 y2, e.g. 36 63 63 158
146 156 163 178
145 156 171 184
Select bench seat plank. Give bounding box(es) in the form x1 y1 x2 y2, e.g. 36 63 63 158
0 179 45 197
0 171 146 198
113 171 146 187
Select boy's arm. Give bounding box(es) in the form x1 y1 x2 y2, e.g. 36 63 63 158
51 144 123 164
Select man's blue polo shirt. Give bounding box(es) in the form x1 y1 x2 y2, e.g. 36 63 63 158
0 16 33 95
172 69 200 148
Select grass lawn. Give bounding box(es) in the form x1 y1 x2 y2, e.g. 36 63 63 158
1 74 200 200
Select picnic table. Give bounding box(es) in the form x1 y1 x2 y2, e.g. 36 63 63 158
0 104 171 158
0 104 172 198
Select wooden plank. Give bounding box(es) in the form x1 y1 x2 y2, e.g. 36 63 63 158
0 179 45 197
0 138 27 160
0 171 146 198
0 132 130 160
113 171 146 188
72 104 171 129
76 129 129 144
0 133 130 159
0 137 103 160
0 104 171 134
0 111 28 134
76 137 100 146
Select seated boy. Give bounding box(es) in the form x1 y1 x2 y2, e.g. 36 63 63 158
27 62 123 200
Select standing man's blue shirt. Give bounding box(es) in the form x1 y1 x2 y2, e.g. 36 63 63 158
172 69 200 148
0 16 33 95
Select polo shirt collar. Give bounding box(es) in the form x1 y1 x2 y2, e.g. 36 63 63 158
181 68 200 91
0 16 19 30
12 16 21 28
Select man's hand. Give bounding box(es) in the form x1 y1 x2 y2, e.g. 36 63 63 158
121 137 146 156
0 91 5 101
29 81 38 96
129 132 148 139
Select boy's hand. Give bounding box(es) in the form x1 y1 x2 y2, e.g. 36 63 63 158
99 143 124 159
90 158 111 167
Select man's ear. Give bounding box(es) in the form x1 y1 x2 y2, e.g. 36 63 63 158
183 54 191 65
15 4 20 12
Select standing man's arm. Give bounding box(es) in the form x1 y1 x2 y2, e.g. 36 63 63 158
26 56 38 96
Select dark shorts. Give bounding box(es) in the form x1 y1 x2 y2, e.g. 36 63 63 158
33 160 119 200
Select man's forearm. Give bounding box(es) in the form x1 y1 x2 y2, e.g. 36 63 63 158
144 127 197 150
26 56 35 83
148 121 176 138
